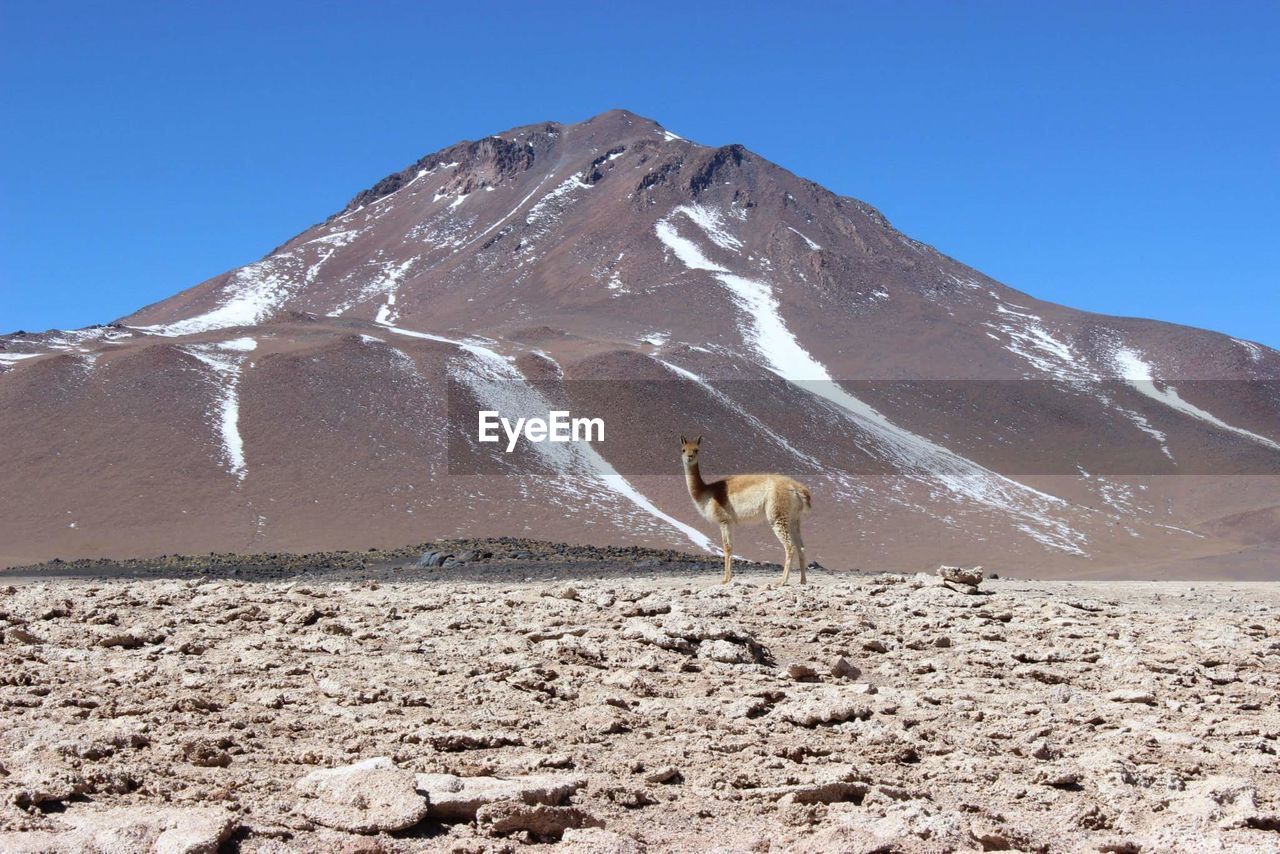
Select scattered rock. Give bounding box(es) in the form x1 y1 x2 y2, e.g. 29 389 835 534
643 765 682 785
428 730 524 752
295 757 429 834
2 554 1276 852
477 802 603 840
36 807 239 854
560 827 647 853
787 663 820 681
5 627 43 644
743 766 868 805
1106 689 1156 705
699 639 755 664
599 785 658 808
99 632 148 649
778 687 874 727
938 565 984 587
181 737 231 768
415 772 586 823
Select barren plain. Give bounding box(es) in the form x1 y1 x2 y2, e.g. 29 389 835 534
1 543 1277 852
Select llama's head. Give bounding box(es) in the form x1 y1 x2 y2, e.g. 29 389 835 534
679 435 702 467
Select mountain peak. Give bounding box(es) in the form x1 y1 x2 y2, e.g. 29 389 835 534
342 110 693 215
4 111 1279 575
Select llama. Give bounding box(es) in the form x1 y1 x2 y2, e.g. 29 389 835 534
680 435 813 585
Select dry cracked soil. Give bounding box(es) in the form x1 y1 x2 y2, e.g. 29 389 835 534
1 544 1278 853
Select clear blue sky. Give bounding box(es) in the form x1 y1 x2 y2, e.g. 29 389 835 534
2 1 1277 347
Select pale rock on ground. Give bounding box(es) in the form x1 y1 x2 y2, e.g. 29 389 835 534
0 571 1278 851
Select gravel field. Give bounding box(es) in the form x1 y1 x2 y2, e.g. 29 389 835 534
1 546 1278 852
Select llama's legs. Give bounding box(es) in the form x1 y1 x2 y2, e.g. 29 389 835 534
792 521 807 585
720 523 734 585
771 517 795 586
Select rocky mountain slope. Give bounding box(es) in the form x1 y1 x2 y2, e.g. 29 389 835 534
2 109 1278 575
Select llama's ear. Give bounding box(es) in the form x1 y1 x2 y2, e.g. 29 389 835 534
680 434 687 445
695 434 702 445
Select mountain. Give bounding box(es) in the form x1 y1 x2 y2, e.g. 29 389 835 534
3 109 1278 576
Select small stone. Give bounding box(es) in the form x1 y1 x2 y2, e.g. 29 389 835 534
862 639 889 653
787 662 819 681
99 632 146 649
938 565 984 586
1027 739 1059 761
1036 767 1084 789
1106 689 1156 705
830 657 860 680
644 765 683 785
699 639 754 664
182 738 232 768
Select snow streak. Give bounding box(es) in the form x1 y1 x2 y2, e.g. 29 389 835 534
137 261 298 337
379 322 714 551
1114 347 1280 452
184 339 256 481
656 205 1088 554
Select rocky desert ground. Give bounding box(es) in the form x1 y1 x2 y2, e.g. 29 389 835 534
1 541 1278 853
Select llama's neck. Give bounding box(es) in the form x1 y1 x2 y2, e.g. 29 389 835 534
684 461 710 501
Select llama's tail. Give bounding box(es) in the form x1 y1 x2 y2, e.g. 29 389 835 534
793 483 812 512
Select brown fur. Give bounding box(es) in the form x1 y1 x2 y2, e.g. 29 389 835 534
680 436 813 585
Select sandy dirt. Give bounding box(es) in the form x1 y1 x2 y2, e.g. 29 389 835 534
1 547 1278 852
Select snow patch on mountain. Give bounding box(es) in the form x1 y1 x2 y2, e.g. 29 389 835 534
1115 407 1174 460
38 327 135 352
465 176 550 248
986 304 1093 385
987 309 1182 459
658 358 820 467
720 283 1085 552
658 227 1087 553
380 321 713 550
1114 348 1280 451
1233 338 1265 362
673 204 743 251
346 257 416 325
786 226 821 251
655 217 728 272
525 173 591 227
184 342 253 482
305 230 360 247
217 337 257 353
136 259 299 337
